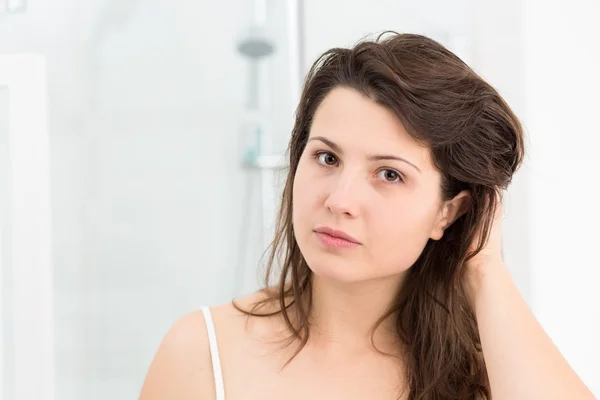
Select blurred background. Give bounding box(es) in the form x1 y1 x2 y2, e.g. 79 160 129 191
0 0 598 399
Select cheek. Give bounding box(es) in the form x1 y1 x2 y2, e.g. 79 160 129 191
368 196 440 270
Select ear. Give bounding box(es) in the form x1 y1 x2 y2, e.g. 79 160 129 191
430 190 471 240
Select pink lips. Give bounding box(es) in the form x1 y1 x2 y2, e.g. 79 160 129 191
314 226 361 249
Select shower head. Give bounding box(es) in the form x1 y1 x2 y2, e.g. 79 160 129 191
236 26 275 59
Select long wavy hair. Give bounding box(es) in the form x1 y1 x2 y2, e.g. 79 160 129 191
234 32 525 400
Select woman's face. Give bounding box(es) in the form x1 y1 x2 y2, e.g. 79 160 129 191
292 87 458 283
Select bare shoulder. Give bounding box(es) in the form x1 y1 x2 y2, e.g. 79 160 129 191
138 310 216 400
211 288 283 339
138 290 278 400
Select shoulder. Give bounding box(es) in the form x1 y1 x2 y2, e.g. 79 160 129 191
138 290 277 400
212 288 283 341
138 309 216 400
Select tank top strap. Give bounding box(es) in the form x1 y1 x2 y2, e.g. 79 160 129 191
201 306 225 400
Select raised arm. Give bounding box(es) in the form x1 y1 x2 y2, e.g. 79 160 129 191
465 203 595 399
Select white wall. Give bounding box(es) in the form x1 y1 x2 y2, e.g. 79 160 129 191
304 0 473 66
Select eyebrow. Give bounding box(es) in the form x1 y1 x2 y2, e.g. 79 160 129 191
308 136 422 173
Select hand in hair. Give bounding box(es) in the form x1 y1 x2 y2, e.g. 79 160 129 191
464 194 505 307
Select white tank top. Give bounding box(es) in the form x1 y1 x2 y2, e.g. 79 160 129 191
201 306 225 400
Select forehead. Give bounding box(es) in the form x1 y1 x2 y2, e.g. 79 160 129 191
309 87 434 171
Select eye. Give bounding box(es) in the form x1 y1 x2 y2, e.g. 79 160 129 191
377 169 403 183
315 151 338 166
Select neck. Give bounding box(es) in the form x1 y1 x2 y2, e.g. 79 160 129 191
305 273 406 353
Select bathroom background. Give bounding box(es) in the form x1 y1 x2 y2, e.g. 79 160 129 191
1 0 598 399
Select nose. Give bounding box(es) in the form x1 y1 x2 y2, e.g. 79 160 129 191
324 170 363 218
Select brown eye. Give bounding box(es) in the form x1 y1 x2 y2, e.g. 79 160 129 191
317 152 338 166
377 169 403 183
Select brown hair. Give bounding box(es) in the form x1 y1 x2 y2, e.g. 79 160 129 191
234 32 524 399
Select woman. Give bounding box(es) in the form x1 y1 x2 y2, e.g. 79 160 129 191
139 33 594 399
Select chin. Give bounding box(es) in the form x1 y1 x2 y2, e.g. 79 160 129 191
303 251 370 283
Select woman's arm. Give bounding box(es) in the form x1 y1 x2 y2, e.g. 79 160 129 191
465 200 594 399
469 262 595 399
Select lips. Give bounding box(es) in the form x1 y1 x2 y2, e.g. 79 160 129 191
314 226 361 245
